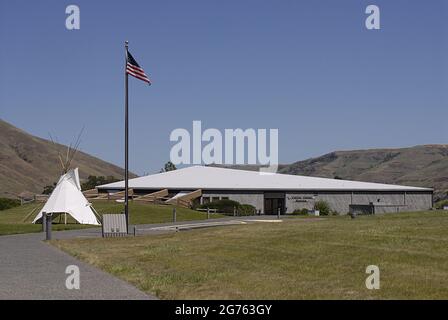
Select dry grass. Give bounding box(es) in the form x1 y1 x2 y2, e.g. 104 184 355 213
52 211 448 299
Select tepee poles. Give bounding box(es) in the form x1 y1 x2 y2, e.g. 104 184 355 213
49 127 84 174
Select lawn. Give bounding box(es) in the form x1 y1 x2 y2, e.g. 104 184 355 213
0 200 222 235
52 211 448 299
91 200 223 225
0 203 92 235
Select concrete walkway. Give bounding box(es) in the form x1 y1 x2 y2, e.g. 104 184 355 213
0 215 308 299
0 231 153 299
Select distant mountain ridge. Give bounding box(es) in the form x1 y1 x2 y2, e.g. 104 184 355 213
216 145 448 201
2 118 447 201
0 119 135 198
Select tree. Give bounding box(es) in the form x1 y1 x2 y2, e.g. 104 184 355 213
81 175 119 191
42 182 57 195
160 161 177 173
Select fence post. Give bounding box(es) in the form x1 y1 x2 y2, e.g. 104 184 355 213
133 225 137 237
173 207 177 223
277 207 281 219
42 212 47 232
233 206 236 217
207 207 210 219
45 213 52 240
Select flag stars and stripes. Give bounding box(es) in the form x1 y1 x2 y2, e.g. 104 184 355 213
126 51 151 85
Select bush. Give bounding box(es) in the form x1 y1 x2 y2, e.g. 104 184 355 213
292 208 308 215
197 199 240 214
239 204 257 216
0 198 21 211
197 199 256 215
314 200 331 216
435 200 448 210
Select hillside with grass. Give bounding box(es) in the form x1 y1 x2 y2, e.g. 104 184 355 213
281 145 448 196
217 145 448 200
0 119 136 198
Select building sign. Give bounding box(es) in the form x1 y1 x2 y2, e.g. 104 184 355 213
287 195 315 203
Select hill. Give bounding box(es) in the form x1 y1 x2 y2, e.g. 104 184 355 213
217 145 448 201
0 119 134 198
282 145 448 199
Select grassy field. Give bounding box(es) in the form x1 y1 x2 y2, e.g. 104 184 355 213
52 211 448 299
0 200 222 235
0 203 92 235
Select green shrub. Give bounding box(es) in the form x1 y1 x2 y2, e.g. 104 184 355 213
314 200 331 216
292 208 308 215
0 198 21 211
197 199 241 214
239 204 257 216
435 200 448 210
197 199 256 215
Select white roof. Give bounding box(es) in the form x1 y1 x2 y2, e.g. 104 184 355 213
98 166 432 192
33 168 100 225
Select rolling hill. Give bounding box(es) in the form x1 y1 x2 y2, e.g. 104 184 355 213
0 119 134 198
217 145 448 201
2 118 447 201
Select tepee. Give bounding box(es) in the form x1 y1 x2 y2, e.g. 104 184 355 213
32 131 101 226
33 168 100 225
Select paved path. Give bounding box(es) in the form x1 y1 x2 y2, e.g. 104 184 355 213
0 215 314 299
0 232 153 299
134 215 287 235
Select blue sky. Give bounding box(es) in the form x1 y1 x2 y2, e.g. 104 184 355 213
1 0 447 175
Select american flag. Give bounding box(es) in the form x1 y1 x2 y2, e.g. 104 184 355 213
126 51 151 85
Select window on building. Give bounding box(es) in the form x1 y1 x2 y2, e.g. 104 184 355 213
212 197 220 202
221 197 229 200
202 197 210 204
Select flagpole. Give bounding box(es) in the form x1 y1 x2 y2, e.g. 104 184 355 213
124 40 129 233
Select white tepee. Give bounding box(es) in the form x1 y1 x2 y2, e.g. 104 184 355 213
33 168 100 225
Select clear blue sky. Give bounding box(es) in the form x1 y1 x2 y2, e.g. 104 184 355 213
1 0 447 175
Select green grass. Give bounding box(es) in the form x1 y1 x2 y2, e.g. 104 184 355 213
0 223 42 235
92 200 223 225
0 222 93 235
0 203 87 235
53 211 448 299
0 200 223 236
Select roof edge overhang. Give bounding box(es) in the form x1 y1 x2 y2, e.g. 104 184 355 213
97 186 433 193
